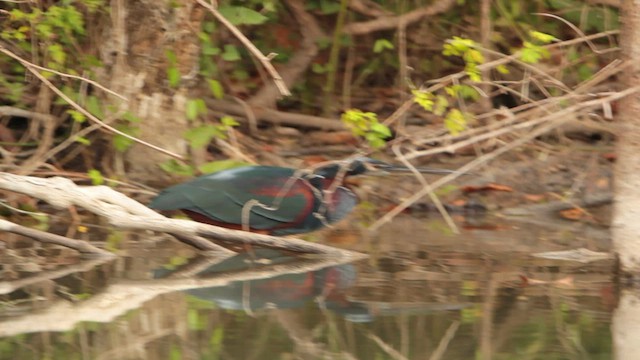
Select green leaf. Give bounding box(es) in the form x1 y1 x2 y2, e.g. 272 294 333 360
184 125 218 148
519 42 550 64
74 136 91 145
187 309 203 330
530 30 557 44
198 160 249 174
186 99 200 121
165 49 177 64
113 124 139 152
319 0 342 14
445 84 479 100
163 255 188 270
87 169 104 185
167 67 180 88
210 326 224 347
465 63 482 82
341 109 389 148
412 90 434 111
444 109 469 135
442 37 476 57
222 45 241 61
373 39 394 53
311 63 327 74
434 96 449 116
218 6 268 25
220 116 239 127
67 109 86 123
30 212 49 231
463 49 484 64
122 111 141 123
364 133 385 148
208 79 224 99
47 43 66 65
203 21 216 33
202 41 221 56
520 48 541 64
83 0 104 13
496 64 510 74
196 98 207 114
86 96 104 118
578 64 594 81
370 122 391 137
159 159 194 177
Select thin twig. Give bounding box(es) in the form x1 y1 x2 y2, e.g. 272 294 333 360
196 0 290 97
429 321 460 360
0 47 184 160
368 333 409 360
369 86 640 230
391 144 459 234
0 219 114 257
0 46 127 101
381 30 619 129
405 87 638 160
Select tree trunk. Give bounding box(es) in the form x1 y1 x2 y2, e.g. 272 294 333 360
612 0 640 274
97 0 203 184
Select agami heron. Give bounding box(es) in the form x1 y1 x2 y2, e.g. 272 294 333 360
149 157 453 235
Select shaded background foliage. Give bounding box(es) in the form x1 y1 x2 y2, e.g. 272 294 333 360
0 0 620 180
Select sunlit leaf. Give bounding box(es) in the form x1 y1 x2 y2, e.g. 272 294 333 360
220 116 239 127
434 96 449 116
112 124 140 152
496 64 510 74
530 30 557 44
186 99 200 121
87 169 104 185
74 136 91 145
184 125 220 148
444 109 468 135
159 159 194 177
167 67 181 88
67 109 86 123
218 6 268 25
210 326 224 348
208 79 224 99
86 95 104 118
373 39 394 53
412 90 434 111
222 44 241 61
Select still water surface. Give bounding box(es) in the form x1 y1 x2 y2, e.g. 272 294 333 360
0 216 614 359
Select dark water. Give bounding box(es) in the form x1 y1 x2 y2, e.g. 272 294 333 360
0 216 614 359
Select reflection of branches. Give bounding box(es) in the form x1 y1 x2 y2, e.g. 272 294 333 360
0 256 356 336
368 333 408 360
167 254 234 279
0 256 115 295
0 172 366 258
274 310 358 360
428 321 460 360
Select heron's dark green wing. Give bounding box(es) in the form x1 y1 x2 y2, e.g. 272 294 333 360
150 166 317 230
